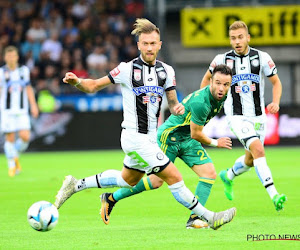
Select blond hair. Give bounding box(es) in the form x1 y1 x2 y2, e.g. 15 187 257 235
4 45 18 55
131 18 160 38
229 21 249 34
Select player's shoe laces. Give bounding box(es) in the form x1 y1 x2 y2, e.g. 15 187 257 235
272 194 287 211
219 170 234 200
54 175 77 209
100 193 117 225
8 167 16 177
14 158 22 175
186 215 209 229
208 207 237 230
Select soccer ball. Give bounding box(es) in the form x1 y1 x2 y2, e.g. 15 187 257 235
27 201 59 232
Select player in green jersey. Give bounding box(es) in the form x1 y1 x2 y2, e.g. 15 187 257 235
101 64 233 229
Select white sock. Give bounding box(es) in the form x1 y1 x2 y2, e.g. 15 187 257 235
4 141 17 168
75 170 132 192
15 138 29 153
254 157 278 199
168 181 214 222
227 155 251 180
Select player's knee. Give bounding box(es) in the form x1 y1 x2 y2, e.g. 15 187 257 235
250 146 265 158
204 167 217 179
209 168 217 179
126 179 139 187
151 178 164 189
19 132 30 142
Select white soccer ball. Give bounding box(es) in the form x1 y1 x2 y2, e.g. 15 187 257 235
27 201 59 232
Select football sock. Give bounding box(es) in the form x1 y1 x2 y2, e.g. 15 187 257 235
254 157 278 199
227 155 251 181
190 177 215 216
75 170 132 192
4 141 17 168
168 180 214 222
15 138 29 153
112 177 153 201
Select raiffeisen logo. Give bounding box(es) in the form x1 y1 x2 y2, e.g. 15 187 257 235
133 86 164 97
231 74 260 85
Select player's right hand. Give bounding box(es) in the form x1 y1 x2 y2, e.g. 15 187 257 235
217 137 232 149
63 72 79 86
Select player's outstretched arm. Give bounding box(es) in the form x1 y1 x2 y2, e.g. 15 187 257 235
63 72 112 94
165 89 185 115
200 70 212 89
190 121 232 149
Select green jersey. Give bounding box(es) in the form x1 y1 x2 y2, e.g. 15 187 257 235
159 86 226 142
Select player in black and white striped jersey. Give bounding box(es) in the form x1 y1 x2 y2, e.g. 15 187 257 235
0 46 39 177
55 18 237 229
201 21 286 211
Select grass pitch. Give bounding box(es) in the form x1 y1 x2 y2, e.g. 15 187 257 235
0 147 299 249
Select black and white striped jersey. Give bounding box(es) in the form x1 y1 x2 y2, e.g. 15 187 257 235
209 47 277 117
108 56 176 134
0 65 30 115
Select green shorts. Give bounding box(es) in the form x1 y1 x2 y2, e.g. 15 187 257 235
157 131 212 168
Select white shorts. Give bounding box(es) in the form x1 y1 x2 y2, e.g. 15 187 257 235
227 115 267 150
121 129 170 175
1 112 31 133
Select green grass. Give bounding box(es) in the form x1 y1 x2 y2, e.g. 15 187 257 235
0 147 299 249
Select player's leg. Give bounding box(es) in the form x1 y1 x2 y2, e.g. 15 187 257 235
99 138 178 224
112 174 162 201
4 132 18 177
54 166 143 209
156 162 236 230
219 153 252 200
100 174 163 224
219 117 256 200
14 129 31 174
108 139 177 203
249 139 287 211
16 130 30 153
1 113 18 177
180 140 216 228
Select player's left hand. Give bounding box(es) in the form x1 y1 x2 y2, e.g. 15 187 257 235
267 102 280 114
173 103 185 115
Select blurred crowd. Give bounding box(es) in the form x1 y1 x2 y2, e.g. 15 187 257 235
0 0 145 95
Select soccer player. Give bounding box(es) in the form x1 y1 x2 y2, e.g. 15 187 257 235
200 21 286 211
0 46 39 177
55 18 236 230
100 64 233 229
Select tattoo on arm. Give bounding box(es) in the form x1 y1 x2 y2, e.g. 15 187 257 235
166 90 179 108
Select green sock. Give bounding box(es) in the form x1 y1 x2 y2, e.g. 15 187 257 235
113 177 154 202
190 177 215 216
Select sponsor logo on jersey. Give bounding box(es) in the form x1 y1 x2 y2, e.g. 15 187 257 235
210 61 216 68
148 78 153 81
226 59 233 69
235 84 256 93
156 152 164 160
152 167 161 173
133 86 164 96
251 59 260 67
232 73 260 85
134 69 141 81
268 60 275 69
158 71 166 79
142 95 162 104
110 67 120 78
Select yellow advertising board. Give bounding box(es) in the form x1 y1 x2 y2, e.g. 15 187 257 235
181 5 300 47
